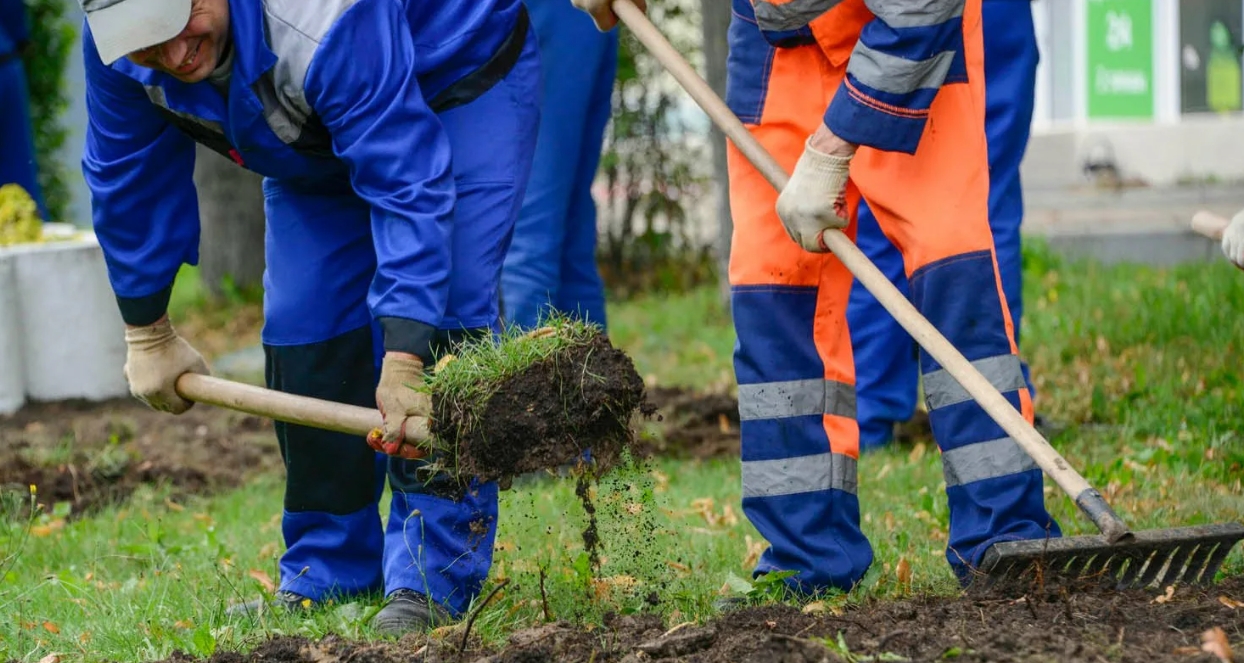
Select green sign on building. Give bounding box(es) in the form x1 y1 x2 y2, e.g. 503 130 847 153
1086 0 1154 119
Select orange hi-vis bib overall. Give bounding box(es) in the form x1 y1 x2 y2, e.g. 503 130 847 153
725 0 1061 593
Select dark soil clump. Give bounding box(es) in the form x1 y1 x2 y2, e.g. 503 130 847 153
0 396 282 517
144 575 1244 662
432 333 653 484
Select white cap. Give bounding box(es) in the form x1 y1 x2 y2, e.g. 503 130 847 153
82 0 193 65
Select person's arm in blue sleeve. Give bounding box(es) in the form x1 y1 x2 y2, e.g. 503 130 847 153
81 24 201 326
302 0 454 364
823 0 968 155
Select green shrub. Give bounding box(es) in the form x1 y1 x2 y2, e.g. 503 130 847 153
21 0 77 223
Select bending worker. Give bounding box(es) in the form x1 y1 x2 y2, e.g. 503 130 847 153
1 0 48 220
847 0 1042 451
574 0 1061 591
501 0 617 332
78 0 538 635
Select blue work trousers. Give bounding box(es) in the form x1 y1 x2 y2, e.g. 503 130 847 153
262 32 540 618
847 0 1039 449
0 58 47 220
500 0 617 331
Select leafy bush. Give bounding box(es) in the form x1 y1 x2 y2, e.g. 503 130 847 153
21 0 77 223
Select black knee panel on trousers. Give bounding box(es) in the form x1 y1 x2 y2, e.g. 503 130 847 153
265 325 380 515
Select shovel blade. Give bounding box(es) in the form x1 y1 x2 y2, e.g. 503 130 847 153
968 522 1244 593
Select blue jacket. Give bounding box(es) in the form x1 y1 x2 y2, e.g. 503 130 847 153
1 0 30 59
82 0 525 357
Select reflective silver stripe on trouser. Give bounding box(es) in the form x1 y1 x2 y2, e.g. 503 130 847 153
942 437 1039 488
922 354 1027 411
753 0 844 32
738 378 856 421
743 452 859 498
924 354 1036 486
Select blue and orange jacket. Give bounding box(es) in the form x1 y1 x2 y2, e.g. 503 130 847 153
742 0 970 154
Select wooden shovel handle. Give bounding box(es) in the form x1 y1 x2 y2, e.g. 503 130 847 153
175 373 430 444
1191 210 1230 241
613 0 1132 543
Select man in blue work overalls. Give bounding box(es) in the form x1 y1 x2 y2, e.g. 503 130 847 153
78 0 539 635
1 0 47 220
845 0 1045 451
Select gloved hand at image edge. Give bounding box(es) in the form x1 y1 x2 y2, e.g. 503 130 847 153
571 0 646 32
1222 210 1244 270
775 136 854 253
123 316 210 414
368 352 432 460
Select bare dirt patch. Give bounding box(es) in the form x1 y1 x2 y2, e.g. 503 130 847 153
144 575 1244 662
0 397 281 517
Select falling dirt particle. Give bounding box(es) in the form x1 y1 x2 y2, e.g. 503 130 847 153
1201 627 1233 663
575 473 601 573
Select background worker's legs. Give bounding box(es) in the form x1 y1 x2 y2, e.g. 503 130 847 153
725 11 872 595
845 0 1040 450
383 30 541 618
848 0 1059 582
500 0 616 331
0 59 48 220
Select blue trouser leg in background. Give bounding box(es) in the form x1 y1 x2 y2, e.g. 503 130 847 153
846 0 1039 449
263 31 540 618
0 59 48 220
500 0 616 331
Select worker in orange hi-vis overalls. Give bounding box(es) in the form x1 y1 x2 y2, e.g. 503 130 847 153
719 0 1063 594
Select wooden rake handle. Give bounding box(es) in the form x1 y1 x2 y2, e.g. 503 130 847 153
1191 210 1230 241
175 373 430 444
613 0 1133 543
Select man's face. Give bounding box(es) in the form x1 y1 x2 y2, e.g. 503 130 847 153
125 0 230 83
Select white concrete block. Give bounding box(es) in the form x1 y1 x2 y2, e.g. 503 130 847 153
0 254 24 415
3 233 129 403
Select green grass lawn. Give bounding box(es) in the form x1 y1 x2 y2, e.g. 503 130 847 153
2 244 1242 661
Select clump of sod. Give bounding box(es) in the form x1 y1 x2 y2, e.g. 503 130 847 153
419 316 654 487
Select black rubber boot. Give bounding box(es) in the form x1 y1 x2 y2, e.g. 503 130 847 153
225 590 312 617
371 589 453 636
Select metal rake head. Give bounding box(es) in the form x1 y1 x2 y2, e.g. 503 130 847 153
967 522 1244 593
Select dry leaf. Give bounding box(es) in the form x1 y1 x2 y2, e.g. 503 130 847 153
1201 627 1233 662
173 620 193 629
742 535 769 570
247 569 276 593
908 442 927 463
802 601 827 614
164 499 184 512
1220 596 1244 610
38 655 60 663
896 557 913 588
718 413 732 433
41 622 59 634
1153 585 1176 604
666 561 690 574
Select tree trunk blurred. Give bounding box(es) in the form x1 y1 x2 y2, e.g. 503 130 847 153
192 145 266 298
700 0 732 310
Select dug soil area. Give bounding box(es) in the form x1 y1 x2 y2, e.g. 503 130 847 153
0 397 282 517
151 575 1244 662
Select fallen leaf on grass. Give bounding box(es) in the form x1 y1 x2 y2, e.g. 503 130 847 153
247 569 276 593
666 561 690 574
164 499 184 512
742 535 769 570
896 557 913 590
174 620 193 629
1153 585 1176 604
37 655 60 663
1220 596 1244 610
908 442 927 463
42 622 59 634
1201 627 1233 662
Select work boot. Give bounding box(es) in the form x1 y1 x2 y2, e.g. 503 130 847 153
371 589 452 636
225 590 312 617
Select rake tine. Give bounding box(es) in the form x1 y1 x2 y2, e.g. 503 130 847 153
1156 544 1196 588
1196 540 1234 584
1178 543 1216 584
1076 552 1112 581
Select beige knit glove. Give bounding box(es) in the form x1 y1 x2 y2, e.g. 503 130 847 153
123 317 209 414
775 138 853 252
369 353 432 459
